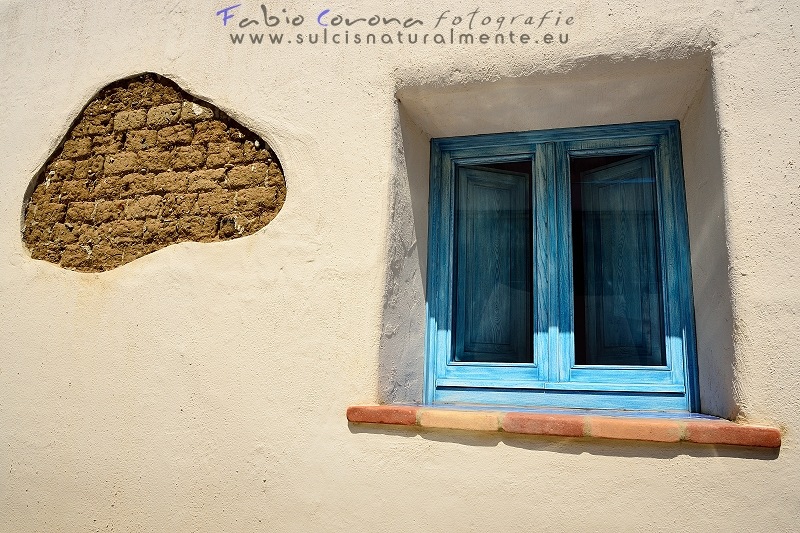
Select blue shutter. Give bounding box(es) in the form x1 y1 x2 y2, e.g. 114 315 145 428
573 155 665 367
454 166 531 363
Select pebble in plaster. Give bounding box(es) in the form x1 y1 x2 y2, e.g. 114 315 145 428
22 73 286 272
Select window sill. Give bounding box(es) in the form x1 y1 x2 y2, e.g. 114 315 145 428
346 405 781 448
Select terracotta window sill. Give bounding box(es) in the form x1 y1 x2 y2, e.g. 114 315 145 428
346 405 781 448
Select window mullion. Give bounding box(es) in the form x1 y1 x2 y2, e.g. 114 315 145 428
533 142 570 384
552 141 574 386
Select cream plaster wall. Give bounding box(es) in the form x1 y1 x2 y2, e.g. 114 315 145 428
1 1 798 531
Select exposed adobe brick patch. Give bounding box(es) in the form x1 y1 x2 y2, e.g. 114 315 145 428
346 405 782 448
22 73 286 272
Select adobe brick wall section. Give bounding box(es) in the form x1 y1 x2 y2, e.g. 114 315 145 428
346 405 782 448
22 73 286 272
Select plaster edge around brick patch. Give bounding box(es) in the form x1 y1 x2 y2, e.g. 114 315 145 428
21 72 287 273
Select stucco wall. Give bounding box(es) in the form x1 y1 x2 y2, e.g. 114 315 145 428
1 1 798 531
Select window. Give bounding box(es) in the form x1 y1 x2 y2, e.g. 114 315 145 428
425 121 699 411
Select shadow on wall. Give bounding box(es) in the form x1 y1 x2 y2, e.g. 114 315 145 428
376 104 430 404
681 71 739 420
21 73 286 273
379 52 740 419
348 423 779 461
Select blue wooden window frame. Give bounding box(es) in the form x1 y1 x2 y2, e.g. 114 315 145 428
425 121 700 411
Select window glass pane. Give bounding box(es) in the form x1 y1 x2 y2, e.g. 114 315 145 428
570 155 665 366
454 163 532 363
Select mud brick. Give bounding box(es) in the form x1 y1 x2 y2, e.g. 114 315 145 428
75 224 101 246
206 141 245 167
124 195 162 219
187 179 221 193
124 129 158 151
235 186 277 216
92 134 123 155
157 124 193 147
227 163 268 188
89 243 124 269
73 113 113 137
189 168 226 182
113 110 147 131
147 103 182 127
65 202 96 224
172 146 206 170
104 152 139 175
27 202 66 226
73 155 104 180
105 219 145 241
146 219 180 244
29 245 61 264
121 173 156 198
192 120 228 144
180 101 214 122
242 141 272 162
138 149 173 173
61 138 92 159
192 190 234 216
161 193 197 217
93 200 126 223
30 181 61 203
60 243 93 270
92 175 127 199
153 171 189 193
59 180 91 202
207 141 242 155
266 162 284 187
176 216 218 241
46 159 76 181
52 223 78 245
